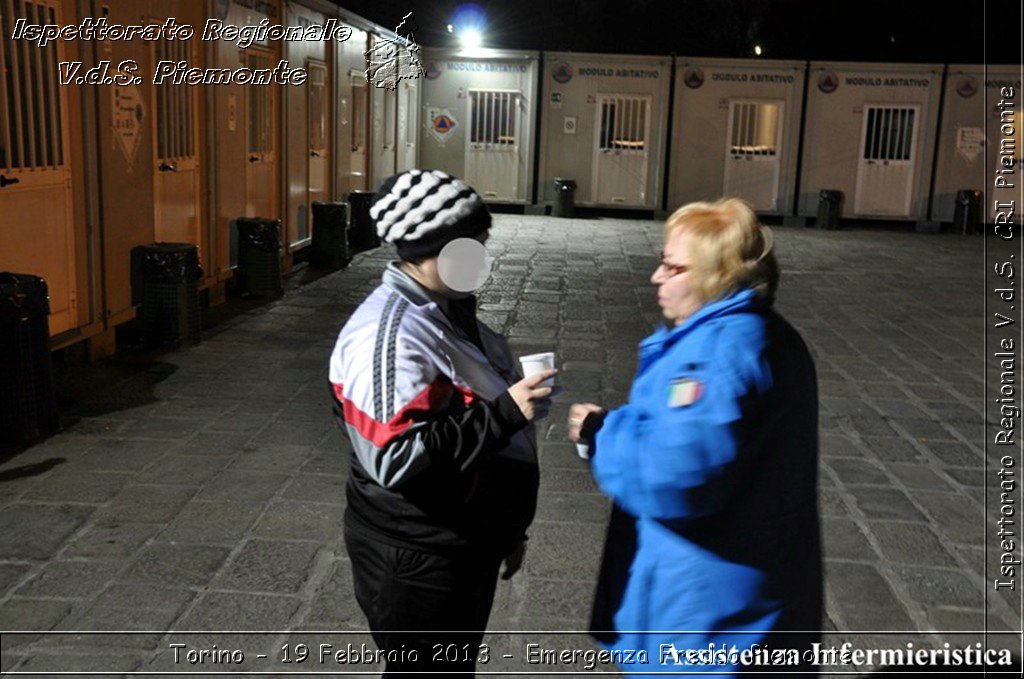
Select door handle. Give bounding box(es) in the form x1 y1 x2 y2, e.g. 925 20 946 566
0 174 20 188
310 150 322 158
248 154 260 162
159 161 177 172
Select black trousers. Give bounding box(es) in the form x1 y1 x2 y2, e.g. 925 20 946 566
344 523 502 678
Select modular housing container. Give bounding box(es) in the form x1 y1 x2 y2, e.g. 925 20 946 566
1 0 90 343
418 47 539 204
0 0 222 354
213 0 286 274
0 0 416 356
284 2 420 252
799 61 943 221
668 57 805 215
539 51 670 209
322 5 421 198
333 18 372 197
932 64 1022 224
367 33 420 192
282 0 334 253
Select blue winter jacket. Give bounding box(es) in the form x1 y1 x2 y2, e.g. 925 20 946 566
588 287 821 676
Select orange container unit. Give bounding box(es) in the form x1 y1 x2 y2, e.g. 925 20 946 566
90 0 213 339
0 0 91 345
932 64 1021 225
282 0 332 257
333 21 371 198
207 0 284 287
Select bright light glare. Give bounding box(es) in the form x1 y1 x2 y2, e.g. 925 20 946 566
460 27 482 48
447 23 454 33
452 3 486 48
754 44 763 56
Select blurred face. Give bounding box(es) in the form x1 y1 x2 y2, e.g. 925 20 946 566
404 230 490 300
651 227 702 325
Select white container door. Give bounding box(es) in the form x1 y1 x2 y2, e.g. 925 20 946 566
0 0 76 334
372 86 396 187
854 104 918 216
723 100 783 211
153 38 201 247
348 72 369 191
465 90 522 201
303 60 328 247
592 94 651 205
244 49 278 219
396 80 417 172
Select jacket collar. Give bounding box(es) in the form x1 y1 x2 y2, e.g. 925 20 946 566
640 287 764 352
382 261 481 344
383 261 434 307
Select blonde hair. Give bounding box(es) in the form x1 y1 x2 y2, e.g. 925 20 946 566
664 197 779 303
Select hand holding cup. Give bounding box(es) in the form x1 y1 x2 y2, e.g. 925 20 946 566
568 402 606 458
507 369 558 422
518 352 556 387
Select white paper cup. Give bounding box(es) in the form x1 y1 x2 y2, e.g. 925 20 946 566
576 442 591 460
519 352 556 387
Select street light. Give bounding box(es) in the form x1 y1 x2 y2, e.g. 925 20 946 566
460 27 483 48
451 3 486 50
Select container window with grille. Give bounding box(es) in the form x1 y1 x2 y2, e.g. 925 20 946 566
862 106 916 162
0 0 64 171
308 63 327 155
598 96 648 152
469 91 520 147
247 51 274 158
729 102 780 156
155 37 197 164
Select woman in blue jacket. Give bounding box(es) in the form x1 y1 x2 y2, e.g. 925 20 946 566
569 198 821 676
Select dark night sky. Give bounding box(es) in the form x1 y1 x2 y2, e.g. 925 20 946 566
342 0 1019 65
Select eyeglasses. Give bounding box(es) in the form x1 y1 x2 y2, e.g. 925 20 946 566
657 253 690 277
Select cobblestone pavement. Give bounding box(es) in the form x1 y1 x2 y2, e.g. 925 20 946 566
0 215 1015 677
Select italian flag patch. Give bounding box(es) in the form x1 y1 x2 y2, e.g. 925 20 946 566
667 377 703 408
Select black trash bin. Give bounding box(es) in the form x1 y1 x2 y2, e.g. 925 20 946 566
953 189 982 235
0 273 59 444
817 190 843 230
347 190 380 251
133 243 203 349
236 217 284 299
311 201 351 269
553 178 577 218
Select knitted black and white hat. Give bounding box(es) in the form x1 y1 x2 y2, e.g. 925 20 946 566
370 170 491 260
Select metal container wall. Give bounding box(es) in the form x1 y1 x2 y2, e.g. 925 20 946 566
420 47 540 204
932 65 1021 224
538 51 671 210
799 61 943 221
668 57 805 215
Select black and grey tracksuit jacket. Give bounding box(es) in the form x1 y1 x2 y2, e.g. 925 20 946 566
329 263 539 557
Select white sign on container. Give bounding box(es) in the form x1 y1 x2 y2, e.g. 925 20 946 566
956 126 985 163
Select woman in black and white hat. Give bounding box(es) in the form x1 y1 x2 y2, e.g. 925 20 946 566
328 170 556 676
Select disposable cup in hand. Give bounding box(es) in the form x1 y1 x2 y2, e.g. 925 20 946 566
519 352 556 387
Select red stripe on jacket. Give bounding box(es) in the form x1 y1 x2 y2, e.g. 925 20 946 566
332 377 480 447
